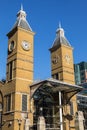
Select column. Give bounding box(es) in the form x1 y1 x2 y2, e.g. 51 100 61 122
59 91 63 130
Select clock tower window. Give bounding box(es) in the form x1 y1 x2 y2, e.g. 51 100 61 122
8 41 15 53
52 73 59 80
8 61 13 80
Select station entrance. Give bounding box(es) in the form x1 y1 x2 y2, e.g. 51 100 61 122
33 89 60 129
30 78 82 130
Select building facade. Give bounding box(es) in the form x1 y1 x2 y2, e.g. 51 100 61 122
74 62 87 85
49 25 77 130
0 6 83 130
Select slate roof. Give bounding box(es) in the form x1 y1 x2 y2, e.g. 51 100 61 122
52 36 71 48
7 7 33 37
13 18 32 31
11 7 32 32
50 27 71 51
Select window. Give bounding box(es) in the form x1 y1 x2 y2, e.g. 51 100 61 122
70 102 74 115
6 95 11 112
52 73 59 80
22 95 27 111
9 41 15 52
9 61 13 80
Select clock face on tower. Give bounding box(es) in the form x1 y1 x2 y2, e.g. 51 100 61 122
21 40 30 51
52 55 60 64
9 41 15 52
64 54 71 64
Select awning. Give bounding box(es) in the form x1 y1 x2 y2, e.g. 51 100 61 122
30 78 83 104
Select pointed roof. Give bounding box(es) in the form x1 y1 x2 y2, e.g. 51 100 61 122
12 5 32 32
50 24 71 51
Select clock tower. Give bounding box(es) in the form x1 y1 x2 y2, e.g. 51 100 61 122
7 6 34 83
1 6 35 130
50 25 75 84
49 25 77 130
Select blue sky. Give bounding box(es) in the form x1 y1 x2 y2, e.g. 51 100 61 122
0 0 87 80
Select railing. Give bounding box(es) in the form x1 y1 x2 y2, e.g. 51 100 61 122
29 123 60 130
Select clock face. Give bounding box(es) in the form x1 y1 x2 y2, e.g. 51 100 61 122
22 41 30 50
9 41 15 52
52 55 60 64
64 54 71 64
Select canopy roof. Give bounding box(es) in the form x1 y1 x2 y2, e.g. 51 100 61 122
30 78 83 104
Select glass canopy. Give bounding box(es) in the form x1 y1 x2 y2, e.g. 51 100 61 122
30 78 83 129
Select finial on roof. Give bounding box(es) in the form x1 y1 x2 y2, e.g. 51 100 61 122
21 4 23 11
59 21 61 28
13 4 32 32
56 22 64 37
17 4 26 20
56 21 62 33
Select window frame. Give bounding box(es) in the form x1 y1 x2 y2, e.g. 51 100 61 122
22 94 28 112
6 94 11 112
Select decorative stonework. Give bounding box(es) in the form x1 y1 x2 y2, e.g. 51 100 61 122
75 111 84 130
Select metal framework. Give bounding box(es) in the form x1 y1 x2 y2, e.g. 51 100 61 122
30 78 82 130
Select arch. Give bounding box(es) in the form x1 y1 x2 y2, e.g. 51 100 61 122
31 82 54 100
